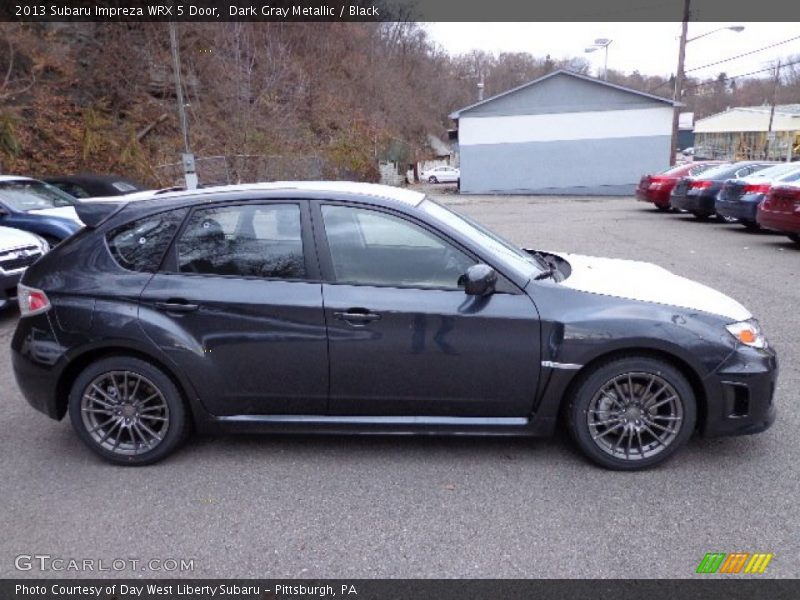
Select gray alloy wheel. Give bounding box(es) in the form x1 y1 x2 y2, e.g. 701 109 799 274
69 357 188 465
568 357 696 470
428 176 438 184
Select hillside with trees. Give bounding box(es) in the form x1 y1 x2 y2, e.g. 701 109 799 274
0 22 797 185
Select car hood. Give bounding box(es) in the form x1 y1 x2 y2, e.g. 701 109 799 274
555 253 751 322
0 225 41 249
27 206 83 225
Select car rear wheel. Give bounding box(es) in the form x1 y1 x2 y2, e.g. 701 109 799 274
567 357 696 470
68 357 189 465
428 176 438 184
742 220 761 231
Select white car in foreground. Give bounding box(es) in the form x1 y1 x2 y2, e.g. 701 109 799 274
0 226 49 309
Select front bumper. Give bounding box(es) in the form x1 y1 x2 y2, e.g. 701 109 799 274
702 344 778 437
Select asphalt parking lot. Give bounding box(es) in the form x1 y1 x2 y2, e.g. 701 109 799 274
1 192 798 579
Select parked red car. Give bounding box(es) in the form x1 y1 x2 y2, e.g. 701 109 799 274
757 182 800 245
636 161 727 210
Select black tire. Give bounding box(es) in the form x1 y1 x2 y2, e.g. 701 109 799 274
789 233 800 247
68 356 189 465
692 211 711 221
428 176 438 184
742 220 761 231
567 356 696 470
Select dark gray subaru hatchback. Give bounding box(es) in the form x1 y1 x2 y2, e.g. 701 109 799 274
11 182 777 469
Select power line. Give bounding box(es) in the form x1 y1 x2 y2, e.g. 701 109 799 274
684 57 800 91
685 35 800 73
647 36 800 94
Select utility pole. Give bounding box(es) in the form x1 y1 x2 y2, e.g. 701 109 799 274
765 60 781 161
669 0 690 166
169 22 197 189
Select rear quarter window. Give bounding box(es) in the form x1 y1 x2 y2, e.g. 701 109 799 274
107 209 186 272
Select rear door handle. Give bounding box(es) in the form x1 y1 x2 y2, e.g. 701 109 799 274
333 309 381 324
154 300 199 313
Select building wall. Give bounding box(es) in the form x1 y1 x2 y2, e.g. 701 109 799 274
459 106 673 195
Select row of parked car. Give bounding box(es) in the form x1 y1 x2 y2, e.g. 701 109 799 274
0 174 154 309
636 160 800 245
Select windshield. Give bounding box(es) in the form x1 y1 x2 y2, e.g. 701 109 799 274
420 198 544 281
0 180 79 211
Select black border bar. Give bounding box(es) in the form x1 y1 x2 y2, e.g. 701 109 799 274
1 0 799 22
3 579 800 600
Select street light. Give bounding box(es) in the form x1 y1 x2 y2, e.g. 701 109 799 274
584 38 613 80
669 7 746 165
686 25 745 43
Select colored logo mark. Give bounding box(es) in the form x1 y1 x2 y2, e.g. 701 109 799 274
696 552 773 574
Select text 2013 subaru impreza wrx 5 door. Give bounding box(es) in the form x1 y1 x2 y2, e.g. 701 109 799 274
11 182 777 469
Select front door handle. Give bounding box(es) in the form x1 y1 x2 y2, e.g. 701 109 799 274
333 309 381 324
154 300 200 313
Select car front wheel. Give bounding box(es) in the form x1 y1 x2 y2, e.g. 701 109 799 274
68 356 189 465
428 176 438 184
567 357 696 470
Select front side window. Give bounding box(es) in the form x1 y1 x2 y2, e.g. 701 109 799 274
107 209 187 272
177 203 305 279
321 204 474 289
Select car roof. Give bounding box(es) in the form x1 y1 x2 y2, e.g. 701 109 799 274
0 175 36 183
78 181 429 227
43 174 139 184
129 181 425 206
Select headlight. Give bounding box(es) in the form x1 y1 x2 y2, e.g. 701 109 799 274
33 235 50 253
726 319 768 349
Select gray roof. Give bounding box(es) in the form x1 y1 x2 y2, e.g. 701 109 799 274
449 69 680 119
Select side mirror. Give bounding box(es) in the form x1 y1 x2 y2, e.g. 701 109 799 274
463 264 497 296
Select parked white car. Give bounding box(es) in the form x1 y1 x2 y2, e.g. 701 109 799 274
420 165 460 184
0 225 49 309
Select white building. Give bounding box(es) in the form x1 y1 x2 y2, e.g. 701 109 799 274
449 70 679 195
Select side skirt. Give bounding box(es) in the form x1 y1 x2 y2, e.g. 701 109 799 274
197 414 556 437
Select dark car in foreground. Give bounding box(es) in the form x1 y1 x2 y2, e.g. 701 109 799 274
11 182 777 470
669 161 776 220
636 161 726 210
0 176 83 244
757 182 800 245
43 174 145 199
715 163 800 230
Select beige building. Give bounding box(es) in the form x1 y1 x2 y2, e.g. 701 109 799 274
694 104 800 161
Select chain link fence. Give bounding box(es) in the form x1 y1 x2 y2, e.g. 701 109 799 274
153 154 334 187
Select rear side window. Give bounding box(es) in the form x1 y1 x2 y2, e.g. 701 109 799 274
107 209 186 272
176 203 306 279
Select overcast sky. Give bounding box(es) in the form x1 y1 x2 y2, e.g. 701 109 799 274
425 23 800 82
